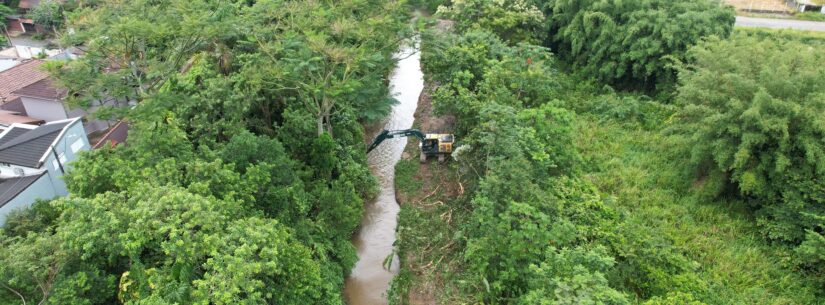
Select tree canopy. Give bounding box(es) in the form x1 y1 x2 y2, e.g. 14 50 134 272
1 0 409 303
539 0 735 89
671 32 825 281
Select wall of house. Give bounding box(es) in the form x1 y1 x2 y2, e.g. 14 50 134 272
0 120 90 225
44 120 90 193
21 96 69 122
1 99 28 115
0 173 57 225
0 120 91 179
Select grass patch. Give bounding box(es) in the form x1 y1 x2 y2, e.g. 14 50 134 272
575 115 821 304
796 11 825 22
734 27 825 45
395 158 423 195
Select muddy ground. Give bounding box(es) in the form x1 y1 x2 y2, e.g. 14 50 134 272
394 79 465 305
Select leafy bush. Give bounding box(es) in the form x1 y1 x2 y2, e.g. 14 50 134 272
436 0 545 43
517 246 627 305
424 31 562 135
29 0 63 30
538 0 735 89
409 0 447 12
672 32 825 281
422 28 628 303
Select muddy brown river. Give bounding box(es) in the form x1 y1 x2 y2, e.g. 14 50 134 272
344 43 423 305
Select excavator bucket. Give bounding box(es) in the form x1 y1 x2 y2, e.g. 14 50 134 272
367 130 391 153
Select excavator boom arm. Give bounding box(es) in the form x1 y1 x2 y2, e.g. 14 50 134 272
367 129 425 153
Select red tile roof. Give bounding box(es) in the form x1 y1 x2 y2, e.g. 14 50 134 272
0 60 50 105
18 0 41 9
18 0 64 9
13 78 66 100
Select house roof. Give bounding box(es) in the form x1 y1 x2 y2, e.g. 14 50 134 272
0 59 20 72
0 127 30 147
0 121 70 168
13 78 66 100
18 0 65 9
0 60 49 104
0 172 45 208
0 110 44 126
18 0 41 9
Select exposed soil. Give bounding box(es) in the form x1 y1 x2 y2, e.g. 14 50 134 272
388 17 466 304
395 78 462 305
397 81 459 203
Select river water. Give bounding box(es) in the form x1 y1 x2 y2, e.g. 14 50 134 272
344 42 423 305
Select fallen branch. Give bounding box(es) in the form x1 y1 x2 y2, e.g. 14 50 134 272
419 184 441 202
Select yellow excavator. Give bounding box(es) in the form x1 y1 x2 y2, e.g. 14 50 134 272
367 129 455 162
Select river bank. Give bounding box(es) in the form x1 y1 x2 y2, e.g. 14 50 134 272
345 40 424 304
389 72 466 305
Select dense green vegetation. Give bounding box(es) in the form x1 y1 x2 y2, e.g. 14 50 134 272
0 0 409 304
392 1 825 304
540 0 735 90
438 0 735 90
671 32 825 284
423 31 627 303
1 0 824 304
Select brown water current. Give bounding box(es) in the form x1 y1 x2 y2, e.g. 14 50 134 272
344 43 423 305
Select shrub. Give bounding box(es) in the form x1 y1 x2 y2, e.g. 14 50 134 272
436 0 545 44
672 32 825 281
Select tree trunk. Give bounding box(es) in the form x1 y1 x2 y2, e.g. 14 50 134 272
324 114 333 137
317 115 324 136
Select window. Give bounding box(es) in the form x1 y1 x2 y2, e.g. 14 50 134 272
70 138 85 153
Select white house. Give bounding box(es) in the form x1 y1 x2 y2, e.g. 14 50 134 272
0 117 89 225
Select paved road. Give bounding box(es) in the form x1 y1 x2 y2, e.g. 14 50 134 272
8 35 50 48
736 16 825 32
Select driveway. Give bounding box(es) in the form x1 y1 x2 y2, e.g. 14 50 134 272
8 35 51 48
736 16 825 32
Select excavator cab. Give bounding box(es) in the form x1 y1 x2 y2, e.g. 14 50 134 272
367 129 455 162
420 133 453 162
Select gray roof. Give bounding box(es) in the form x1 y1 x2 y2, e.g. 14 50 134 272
0 122 69 168
0 172 44 207
0 127 28 147
47 52 72 61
